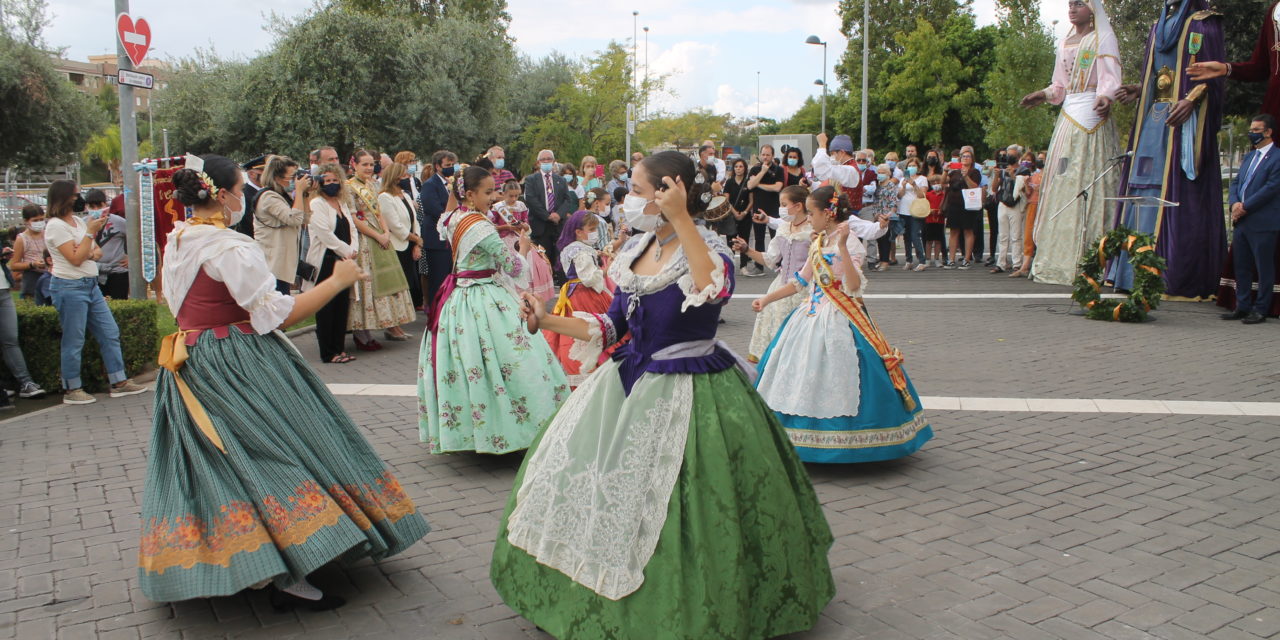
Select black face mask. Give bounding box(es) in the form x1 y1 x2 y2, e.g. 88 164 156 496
72 193 86 213
399 178 412 192
926 157 939 166
320 183 341 197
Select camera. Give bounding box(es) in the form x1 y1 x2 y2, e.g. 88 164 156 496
996 152 1009 169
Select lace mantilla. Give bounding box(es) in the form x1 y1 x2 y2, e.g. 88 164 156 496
505 361 694 600
567 311 610 375
609 228 733 315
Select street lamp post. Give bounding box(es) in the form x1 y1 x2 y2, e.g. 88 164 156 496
805 35 827 134
756 71 761 129
643 25 650 120
861 0 869 149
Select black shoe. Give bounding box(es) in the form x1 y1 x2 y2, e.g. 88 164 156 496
1242 312 1267 325
1220 310 1248 321
269 586 346 612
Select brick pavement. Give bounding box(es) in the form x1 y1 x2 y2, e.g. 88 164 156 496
1 266 1277 640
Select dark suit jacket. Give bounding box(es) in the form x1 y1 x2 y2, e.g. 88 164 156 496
522 171 576 237
418 174 451 251
1232 146 1280 233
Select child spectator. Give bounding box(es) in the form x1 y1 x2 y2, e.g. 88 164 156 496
924 175 947 268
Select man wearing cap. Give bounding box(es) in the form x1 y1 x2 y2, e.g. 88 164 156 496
812 132 891 245
235 155 268 236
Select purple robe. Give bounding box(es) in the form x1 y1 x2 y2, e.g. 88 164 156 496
1111 1 1226 299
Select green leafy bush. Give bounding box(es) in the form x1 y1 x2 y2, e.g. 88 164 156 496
9 298 159 392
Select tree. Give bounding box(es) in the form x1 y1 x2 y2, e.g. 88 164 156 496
336 0 510 32
0 0 50 48
82 124 154 184
0 20 102 167
504 52 578 168
638 109 730 151
153 7 518 163
878 18 975 149
982 4 1056 151
517 42 662 172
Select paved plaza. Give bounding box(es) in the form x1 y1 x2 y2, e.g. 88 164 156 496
1 266 1277 640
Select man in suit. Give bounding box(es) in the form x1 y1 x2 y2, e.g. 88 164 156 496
419 150 457 319
235 155 267 237
1223 114 1280 324
523 148 576 276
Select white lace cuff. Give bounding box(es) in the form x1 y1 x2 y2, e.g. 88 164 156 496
568 312 613 373
677 252 730 313
248 289 296 334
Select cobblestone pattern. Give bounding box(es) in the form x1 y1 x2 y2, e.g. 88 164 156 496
0 268 1276 639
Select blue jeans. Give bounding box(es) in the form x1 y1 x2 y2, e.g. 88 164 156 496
49 276 127 390
901 217 926 263
0 292 34 386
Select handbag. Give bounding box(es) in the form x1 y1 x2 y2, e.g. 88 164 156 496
961 187 983 211
909 198 931 219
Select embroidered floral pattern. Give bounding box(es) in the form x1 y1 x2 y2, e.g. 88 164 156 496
440 403 463 430
139 472 415 576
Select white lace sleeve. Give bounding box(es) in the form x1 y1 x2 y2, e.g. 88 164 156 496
203 244 296 334
567 311 615 373
677 247 731 313
573 250 606 292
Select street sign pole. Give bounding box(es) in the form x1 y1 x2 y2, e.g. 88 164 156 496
116 0 144 299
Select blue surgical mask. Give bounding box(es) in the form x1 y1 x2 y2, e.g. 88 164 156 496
887 161 897 170
787 157 798 167
1248 131 1266 146
540 162 554 173
906 166 918 176
494 158 505 170
857 162 869 170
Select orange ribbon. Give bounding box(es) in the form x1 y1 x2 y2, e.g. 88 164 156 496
158 330 229 453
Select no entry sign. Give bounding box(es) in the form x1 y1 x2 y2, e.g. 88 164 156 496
116 13 152 67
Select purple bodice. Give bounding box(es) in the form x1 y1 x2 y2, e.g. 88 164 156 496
603 255 737 394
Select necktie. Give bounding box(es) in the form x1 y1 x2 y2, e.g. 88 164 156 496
1241 151 1264 198
544 173 555 213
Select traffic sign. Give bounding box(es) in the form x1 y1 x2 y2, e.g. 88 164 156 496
116 13 151 67
117 69 153 89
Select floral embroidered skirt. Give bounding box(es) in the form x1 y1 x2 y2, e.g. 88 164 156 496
418 280 568 454
138 329 430 602
757 306 932 464
491 367 835 640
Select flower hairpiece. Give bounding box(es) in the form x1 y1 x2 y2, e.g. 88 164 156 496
828 196 839 211
196 171 219 200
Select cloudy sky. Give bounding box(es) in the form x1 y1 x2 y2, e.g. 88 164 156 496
42 0 1069 121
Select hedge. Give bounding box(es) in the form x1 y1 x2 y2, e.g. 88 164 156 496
8 298 159 393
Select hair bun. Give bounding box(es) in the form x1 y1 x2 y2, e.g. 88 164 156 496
172 168 212 207
686 181 713 214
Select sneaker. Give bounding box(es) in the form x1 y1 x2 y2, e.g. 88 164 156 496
958 260 972 270
876 264 888 272
903 262 914 271
914 263 927 272
942 261 957 270
63 389 97 405
18 382 47 399
746 266 767 277
109 380 149 398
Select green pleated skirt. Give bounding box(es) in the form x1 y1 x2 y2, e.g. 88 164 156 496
138 329 430 603
491 367 835 639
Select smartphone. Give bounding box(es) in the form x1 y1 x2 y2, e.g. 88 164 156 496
595 165 605 179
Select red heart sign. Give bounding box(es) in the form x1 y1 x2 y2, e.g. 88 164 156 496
116 14 151 68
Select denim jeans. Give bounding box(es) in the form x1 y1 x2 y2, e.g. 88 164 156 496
901 217 926 264
0 291 34 386
49 276 127 390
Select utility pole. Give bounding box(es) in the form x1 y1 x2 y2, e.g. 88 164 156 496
643 26 650 120
115 0 144 299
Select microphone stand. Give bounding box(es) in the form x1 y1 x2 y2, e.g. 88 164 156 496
1043 152 1128 315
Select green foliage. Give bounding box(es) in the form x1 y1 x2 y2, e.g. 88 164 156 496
81 124 155 183
982 22 1056 151
504 53 578 168
1072 227 1166 322
335 0 510 33
8 298 159 393
878 18 980 150
154 6 516 163
0 32 103 168
516 42 662 173
639 109 731 151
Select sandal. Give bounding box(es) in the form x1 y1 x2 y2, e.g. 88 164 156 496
328 353 357 364
990 267 1005 274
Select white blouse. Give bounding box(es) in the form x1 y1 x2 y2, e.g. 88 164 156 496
162 223 295 334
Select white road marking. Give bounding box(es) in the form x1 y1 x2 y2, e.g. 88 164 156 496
329 385 1280 417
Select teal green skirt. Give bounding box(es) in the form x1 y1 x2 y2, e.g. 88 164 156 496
491 367 834 639
139 329 430 602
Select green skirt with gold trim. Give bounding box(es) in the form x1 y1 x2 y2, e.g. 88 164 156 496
138 329 430 602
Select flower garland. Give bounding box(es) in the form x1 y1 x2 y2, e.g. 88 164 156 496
1071 227 1166 323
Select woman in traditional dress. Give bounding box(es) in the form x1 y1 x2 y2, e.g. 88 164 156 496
543 210 617 386
492 151 834 640
733 184 811 363
753 187 932 464
346 150 415 350
417 166 568 455
1021 0 1123 286
139 155 430 609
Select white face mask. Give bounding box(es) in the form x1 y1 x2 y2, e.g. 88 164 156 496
310 164 320 176
622 194 660 232
29 221 46 232
222 191 245 227
584 229 600 245
777 206 790 220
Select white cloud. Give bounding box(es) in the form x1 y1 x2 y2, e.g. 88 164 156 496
712 84 805 122
643 40 721 114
